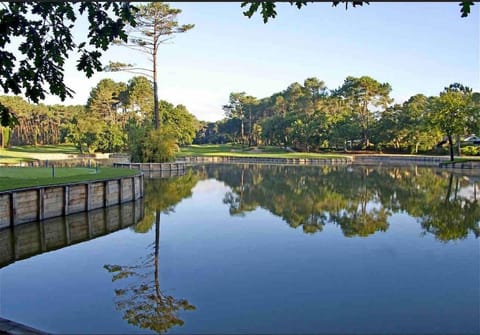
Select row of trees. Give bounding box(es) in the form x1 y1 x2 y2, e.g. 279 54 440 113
196 77 480 159
2 74 477 162
0 76 199 160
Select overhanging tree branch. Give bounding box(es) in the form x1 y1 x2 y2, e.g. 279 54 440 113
0 2 138 124
240 1 475 23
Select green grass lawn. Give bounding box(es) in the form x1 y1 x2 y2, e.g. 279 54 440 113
5 144 79 154
0 144 81 164
0 154 36 164
0 148 39 164
178 144 349 159
0 167 138 192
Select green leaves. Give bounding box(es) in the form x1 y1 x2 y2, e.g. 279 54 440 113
332 1 369 10
460 1 475 17
77 51 103 78
241 1 367 22
241 1 473 23
0 2 137 110
142 127 179 163
0 104 19 127
428 84 477 160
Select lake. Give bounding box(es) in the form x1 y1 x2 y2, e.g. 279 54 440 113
0 164 479 334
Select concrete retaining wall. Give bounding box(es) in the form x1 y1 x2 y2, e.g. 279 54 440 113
181 156 352 166
0 199 144 269
439 160 480 169
352 155 449 166
0 174 144 228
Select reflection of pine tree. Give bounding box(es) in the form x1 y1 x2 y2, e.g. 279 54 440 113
134 170 204 233
104 171 202 333
222 167 258 216
104 212 195 334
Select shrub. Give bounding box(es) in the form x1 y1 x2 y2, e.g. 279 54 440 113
127 122 148 163
142 126 179 162
462 146 479 156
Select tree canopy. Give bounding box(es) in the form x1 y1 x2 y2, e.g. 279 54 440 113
197 76 479 156
0 76 199 157
0 2 137 126
428 83 478 160
241 1 476 23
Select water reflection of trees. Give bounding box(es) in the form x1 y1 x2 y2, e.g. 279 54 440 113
200 164 479 241
102 165 478 331
104 170 203 334
420 173 480 241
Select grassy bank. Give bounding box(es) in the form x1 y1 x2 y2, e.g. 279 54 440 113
0 144 80 164
0 167 138 192
178 144 348 159
4 144 79 154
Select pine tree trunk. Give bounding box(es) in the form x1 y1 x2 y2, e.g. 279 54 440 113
153 51 159 130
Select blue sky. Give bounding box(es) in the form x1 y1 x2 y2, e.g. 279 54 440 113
41 2 479 121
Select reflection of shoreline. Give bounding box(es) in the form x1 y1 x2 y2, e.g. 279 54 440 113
143 169 187 179
198 164 480 240
0 199 144 269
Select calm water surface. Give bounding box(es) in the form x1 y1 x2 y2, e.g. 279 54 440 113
0 164 479 334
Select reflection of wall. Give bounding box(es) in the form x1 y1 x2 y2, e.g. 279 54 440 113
114 162 187 172
0 174 144 228
143 169 187 179
0 199 144 269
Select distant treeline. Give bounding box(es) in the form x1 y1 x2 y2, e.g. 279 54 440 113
195 76 480 155
1 75 479 156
